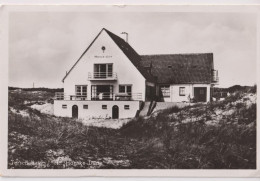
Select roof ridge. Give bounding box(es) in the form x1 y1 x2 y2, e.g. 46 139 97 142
103 28 126 42
141 53 213 56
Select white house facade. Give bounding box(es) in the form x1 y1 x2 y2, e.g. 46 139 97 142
54 28 218 119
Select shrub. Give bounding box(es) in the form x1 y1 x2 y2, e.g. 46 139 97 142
161 106 180 114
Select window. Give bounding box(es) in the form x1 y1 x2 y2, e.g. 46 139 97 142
200 89 204 94
83 105 88 109
160 85 170 97
94 64 113 78
102 105 107 109
62 105 67 109
75 85 87 98
124 105 130 110
179 87 185 96
119 85 132 94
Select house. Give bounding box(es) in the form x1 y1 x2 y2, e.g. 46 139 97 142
54 28 218 119
140 53 218 102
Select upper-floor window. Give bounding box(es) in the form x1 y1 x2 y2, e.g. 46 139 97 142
94 64 113 78
119 85 132 95
75 85 87 97
179 87 185 96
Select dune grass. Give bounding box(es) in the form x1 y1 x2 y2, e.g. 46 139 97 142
8 88 256 169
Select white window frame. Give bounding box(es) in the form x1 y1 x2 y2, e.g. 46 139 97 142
179 87 186 96
94 63 113 78
160 85 170 97
75 85 87 97
119 84 132 94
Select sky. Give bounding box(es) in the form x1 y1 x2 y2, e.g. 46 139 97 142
9 12 257 88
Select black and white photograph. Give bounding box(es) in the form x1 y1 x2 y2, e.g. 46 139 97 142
0 5 259 177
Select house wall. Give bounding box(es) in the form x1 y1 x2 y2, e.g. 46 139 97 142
167 84 211 102
63 30 146 101
54 100 141 119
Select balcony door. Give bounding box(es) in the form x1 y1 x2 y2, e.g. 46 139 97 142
91 85 113 100
94 64 112 78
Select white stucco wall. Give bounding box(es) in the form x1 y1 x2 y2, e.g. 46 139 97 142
63 30 146 101
166 84 211 102
54 100 140 119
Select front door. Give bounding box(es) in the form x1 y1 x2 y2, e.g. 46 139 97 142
194 87 207 102
72 105 78 118
112 105 119 119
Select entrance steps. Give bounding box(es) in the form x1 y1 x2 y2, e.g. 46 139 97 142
138 101 151 117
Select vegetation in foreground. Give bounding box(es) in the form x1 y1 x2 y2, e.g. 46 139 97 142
8 86 256 169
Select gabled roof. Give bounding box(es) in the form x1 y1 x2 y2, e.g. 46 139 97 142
104 29 154 82
140 53 214 84
62 28 154 82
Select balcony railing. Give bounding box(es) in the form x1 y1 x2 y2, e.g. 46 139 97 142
91 92 142 101
55 92 87 101
88 72 117 80
54 92 142 101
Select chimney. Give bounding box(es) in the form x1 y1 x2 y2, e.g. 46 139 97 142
121 32 128 43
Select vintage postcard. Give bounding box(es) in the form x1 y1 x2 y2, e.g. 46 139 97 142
0 5 259 177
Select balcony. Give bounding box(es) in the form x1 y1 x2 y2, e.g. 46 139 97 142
88 72 117 81
54 92 142 101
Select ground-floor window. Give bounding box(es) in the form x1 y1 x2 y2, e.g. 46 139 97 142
83 105 88 109
119 85 132 95
179 87 185 96
124 105 130 110
160 85 170 97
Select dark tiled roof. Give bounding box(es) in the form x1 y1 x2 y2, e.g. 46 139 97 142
140 53 214 84
104 29 155 82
